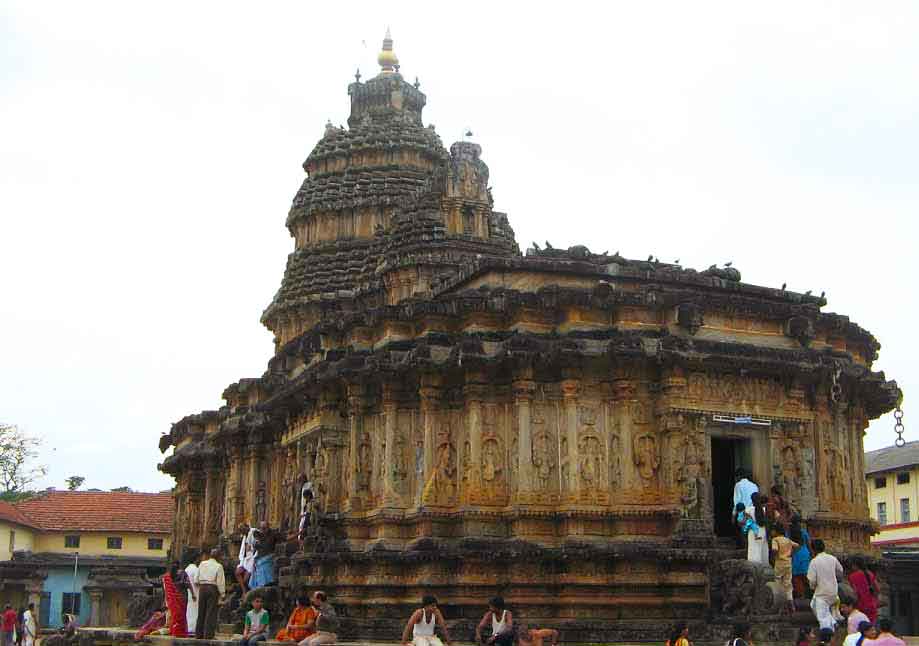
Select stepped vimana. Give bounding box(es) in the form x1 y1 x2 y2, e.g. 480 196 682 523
159 32 902 642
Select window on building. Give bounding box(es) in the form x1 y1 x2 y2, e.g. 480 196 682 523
897 472 911 485
64 535 80 548
62 592 81 616
148 538 163 550
107 536 123 549
878 502 888 525
901 498 911 524
9 530 15 553
875 477 887 489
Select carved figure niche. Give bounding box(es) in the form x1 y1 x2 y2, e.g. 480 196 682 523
480 405 507 505
422 420 457 506
531 405 559 501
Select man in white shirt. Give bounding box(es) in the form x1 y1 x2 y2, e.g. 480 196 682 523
184 554 200 635
807 539 844 630
236 524 257 594
22 603 37 646
195 548 226 640
732 469 759 514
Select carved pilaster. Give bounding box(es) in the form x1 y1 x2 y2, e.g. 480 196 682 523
202 461 222 544
419 376 443 507
513 376 536 500
88 590 103 627
346 382 366 512
226 443 243 530
561 378 579 498
241 442 264 526
463 377 488 503
382 383 400 507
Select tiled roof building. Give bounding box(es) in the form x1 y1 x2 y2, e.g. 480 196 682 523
0 490 171 629
16 490 172 533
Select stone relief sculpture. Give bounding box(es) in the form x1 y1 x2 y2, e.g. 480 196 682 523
357 436 371 492
779 445 802 509
679 436 704 518
578 436 603 490
255 481 267 523
633 432 660 487
532 429 554 492
609 420 623 490
392 428 408 488
560 437 570 492
422 427 456 505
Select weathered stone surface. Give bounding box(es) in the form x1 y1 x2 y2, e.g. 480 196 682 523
158 33 901 645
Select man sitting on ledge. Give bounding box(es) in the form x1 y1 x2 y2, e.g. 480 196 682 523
240 595 270 646
299 592 338 646
401 595 452 646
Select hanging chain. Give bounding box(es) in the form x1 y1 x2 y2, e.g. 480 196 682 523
894 405 905 447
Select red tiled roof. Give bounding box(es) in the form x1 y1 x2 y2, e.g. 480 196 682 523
15 491 173 534
0 500 37 529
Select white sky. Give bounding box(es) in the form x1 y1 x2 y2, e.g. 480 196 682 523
1 2 917 493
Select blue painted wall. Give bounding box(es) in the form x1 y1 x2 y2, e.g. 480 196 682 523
43 566 91 628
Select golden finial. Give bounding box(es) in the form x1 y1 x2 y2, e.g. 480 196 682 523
377 27 399 74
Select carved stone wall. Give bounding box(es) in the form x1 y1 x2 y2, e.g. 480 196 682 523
159 34 901 641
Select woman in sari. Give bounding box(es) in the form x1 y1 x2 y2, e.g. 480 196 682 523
162 562 189 637
847 557 879 622
134 609 166 641
275 594 317 642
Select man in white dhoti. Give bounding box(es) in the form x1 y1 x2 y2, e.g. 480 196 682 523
184 554 200 634
235 523 257 594
22 604 37 646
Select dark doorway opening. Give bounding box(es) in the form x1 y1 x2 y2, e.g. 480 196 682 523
711 436 752 537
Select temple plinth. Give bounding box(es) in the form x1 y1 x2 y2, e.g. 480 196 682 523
159 32 901 645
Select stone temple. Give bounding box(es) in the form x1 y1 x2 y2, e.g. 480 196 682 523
159 32 902 643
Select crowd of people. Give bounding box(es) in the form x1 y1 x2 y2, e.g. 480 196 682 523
1 604 37 646
128 471 906 646
731 469 904 645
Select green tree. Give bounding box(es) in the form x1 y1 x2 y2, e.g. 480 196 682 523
66 476 86 491
110 486 132 493
0 423 47 498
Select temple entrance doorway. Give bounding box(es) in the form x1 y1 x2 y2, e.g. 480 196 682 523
711 436 753 537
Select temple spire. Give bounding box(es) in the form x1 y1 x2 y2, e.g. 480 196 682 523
377 27 399 74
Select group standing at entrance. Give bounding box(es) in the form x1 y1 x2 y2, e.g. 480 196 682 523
728 470 896 643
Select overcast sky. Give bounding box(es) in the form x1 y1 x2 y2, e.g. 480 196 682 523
1 2 917 493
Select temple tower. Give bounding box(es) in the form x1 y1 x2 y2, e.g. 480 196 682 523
262 31 518 348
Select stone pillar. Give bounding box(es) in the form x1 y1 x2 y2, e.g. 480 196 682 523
88 590 103 627
285 445 298 524
419 375 443 499
612 374 637 492
203 461 223 544
464 378 488 503
561 377 580 497
346 382 365 511
226 443 243 531
513 374 536 500
382 383 399 506
25 581 42 609
249 444 263 524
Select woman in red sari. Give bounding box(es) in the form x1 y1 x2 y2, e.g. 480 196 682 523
162 562 189 637
847 557 879 622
